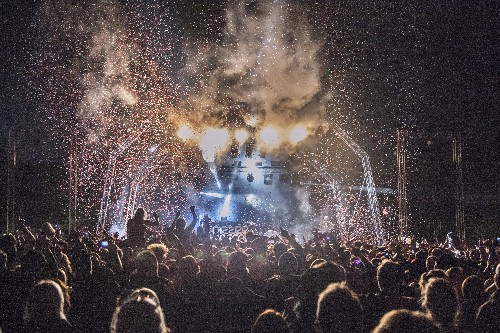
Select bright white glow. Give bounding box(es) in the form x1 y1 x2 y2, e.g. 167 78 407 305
148 145 158 153
220 194 232 218
242 158 260 174
208 164 221 189
199 128 230 162
234 129 249 145
259 126 281 146
200 192 225 199
245 194 261 208
289 126 308 144
177 125 194 141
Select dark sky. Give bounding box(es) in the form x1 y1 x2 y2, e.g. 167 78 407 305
1 0 499 235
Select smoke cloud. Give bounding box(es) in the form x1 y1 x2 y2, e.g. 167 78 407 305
78 21 138 144
294 187 312 214
179 0 325 133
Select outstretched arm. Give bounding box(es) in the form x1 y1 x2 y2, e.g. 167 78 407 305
167 211 181 232
20 223 36 246
186 206 197 232
280 227 304 255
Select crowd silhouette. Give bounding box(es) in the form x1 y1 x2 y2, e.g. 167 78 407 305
0 206 499 333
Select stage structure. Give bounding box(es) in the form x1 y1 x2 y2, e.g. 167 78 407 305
294 124 386 245
96 124 151 232
397 130 465 240
87 120 386 243
331 124 384 244
68 132 79 232
4 129 17 233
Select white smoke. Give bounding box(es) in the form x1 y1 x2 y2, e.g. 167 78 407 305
180 0 324 132
77 3 138 145
294 187 311 214
198 128 230 162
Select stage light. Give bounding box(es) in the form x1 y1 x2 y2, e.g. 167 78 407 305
264 174 273 185
245 194 261 207
177 125 194 141
220 194 232 218
200 128 229 148
247 173 254 183
242 158 259 174
199 128 229 162
200 192 225 199
235 129 249 145
208 164 221 189
259 126 281 146
289 126 308 144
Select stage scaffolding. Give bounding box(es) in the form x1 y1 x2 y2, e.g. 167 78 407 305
96 125 151 232
297 124 386 245
4 129 17 233
397 130 465 240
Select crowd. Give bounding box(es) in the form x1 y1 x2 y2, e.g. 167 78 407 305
0 206 499 333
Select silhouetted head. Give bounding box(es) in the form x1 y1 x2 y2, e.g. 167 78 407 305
419 269 448 292
423 278 458 327
416 250 428 261
124 288 161 307
252 309 290 333
134 208 147 221
278 252 298 275
92 266 119 291
426 255 437 270
377 260 404 293
175 255 199 281
111 295 169 333
147 243 169 263
25 280 66 322
0 234 17 260
227 251 249 272
446 266 464 291
462 275 484 300
136 250 159 277
301 261 346 296
316 283 363 333
373 309 440 333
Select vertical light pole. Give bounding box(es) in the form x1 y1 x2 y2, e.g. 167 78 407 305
5 129 17 233
397 130 408 241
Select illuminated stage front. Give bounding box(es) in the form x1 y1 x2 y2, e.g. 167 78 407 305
94 124 386 244
197 147 291 229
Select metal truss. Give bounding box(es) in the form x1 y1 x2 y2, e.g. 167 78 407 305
397 130 465 240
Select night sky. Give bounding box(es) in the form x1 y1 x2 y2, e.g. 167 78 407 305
1 0 499 237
